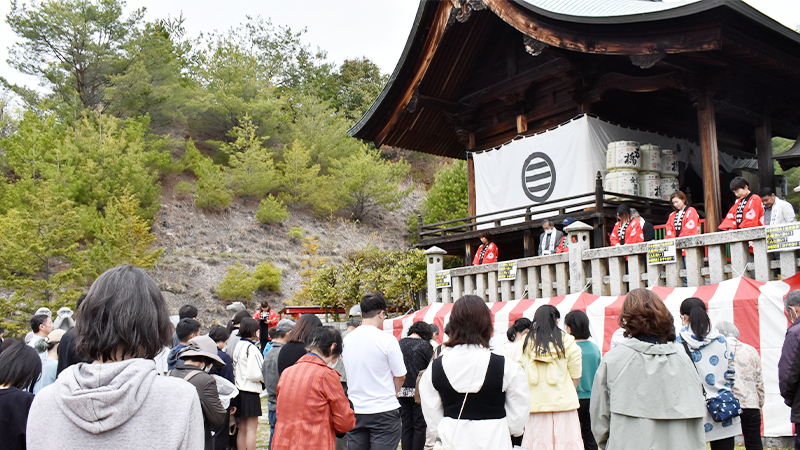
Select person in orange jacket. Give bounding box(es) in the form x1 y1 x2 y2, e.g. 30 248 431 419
472 231 498 265
719 177 764 230
609 204 643 246
254 301 279 351
556 218 576 253
665 190 701 239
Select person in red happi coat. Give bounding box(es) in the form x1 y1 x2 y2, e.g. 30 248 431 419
472 232 498 265
665 191 701 239
719 177 764 231
609 204 643 246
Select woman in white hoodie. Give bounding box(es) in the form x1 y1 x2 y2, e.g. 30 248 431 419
233 317 264 450
26 265 204 450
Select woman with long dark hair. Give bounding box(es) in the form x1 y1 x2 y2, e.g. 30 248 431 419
0 342 41 450
398 321 434 450
277 314 323 376
520 305 583 449
233 317 264 450
419 295 528 450
678 298 741 450
591 289 705 449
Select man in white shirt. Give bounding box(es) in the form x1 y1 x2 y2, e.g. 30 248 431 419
760 187 796 226
342 293 407 450
28 314 54 359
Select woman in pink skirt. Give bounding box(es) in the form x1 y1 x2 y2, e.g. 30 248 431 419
520 305 583 450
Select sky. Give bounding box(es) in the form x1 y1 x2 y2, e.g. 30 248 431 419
0 0 799 92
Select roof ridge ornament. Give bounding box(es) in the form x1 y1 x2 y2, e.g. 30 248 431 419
524 36 548 56
448 0 486 26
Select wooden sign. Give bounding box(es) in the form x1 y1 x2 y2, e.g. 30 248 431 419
435 270 451 288
498 261 518 281
647 239 677 265
766 223 800 253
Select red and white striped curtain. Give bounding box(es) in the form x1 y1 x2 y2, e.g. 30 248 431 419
384 274 800 437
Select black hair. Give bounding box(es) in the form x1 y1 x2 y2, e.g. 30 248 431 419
564 310 592 340
75 293 87 311
208 325 230 343
0 324 4 335
267 327 278 339
524 305 565 358
30 314 49 334
227 310 250 333
361 292 387 319
286 314 323 343
0 342 42 392
616 204 631 219
260 300 271 310
506 318 532 341
680 297 710 341
306 326 343 357
179 304 198 320
759 187 775 197
176 318 201 342
730 176 749 191
76 265 173 362
408 321 433 341
238 317 260 340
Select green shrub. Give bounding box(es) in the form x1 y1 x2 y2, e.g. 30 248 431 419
194 166 232 210
215 262 281 301
256 195 289 224
287 226 305 240
174 181 193 197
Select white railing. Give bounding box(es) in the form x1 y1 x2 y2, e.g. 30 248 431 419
425 223 799 302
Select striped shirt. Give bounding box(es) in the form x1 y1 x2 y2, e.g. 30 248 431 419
272 354 356 450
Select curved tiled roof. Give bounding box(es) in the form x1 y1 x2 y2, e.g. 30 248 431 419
517 0 703 19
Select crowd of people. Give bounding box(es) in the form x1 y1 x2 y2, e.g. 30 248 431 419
472 176 796 265
4 262 800 450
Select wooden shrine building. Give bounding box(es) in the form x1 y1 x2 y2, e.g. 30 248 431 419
350 0 800 261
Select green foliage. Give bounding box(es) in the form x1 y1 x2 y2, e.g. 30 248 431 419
174 181 193 197
85 193 163 278
222 116 280 197
181 140 232 210
409 161 469 242
6 0 145 111
256 195 289 224
330 146 411 221
296 246 426 313
287 226 305 240
327 58 388 122
215 262 281 301
0 184 87 335
277 140 337 214
774 137 799 213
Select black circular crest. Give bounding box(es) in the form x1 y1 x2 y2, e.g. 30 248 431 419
521 152 556 202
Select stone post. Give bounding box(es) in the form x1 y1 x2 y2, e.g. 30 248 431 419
424 246 447 304
564 221 593 293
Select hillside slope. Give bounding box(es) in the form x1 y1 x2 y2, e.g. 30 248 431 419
150 173 422 324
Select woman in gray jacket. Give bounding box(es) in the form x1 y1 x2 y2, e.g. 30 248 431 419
591 289 705 450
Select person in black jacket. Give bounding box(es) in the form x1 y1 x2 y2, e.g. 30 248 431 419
171 335 228 450
780 290 800 449
277 314 322 376
398 321 434 450
56 294 90 375
0 342 42 450
630 208 655 242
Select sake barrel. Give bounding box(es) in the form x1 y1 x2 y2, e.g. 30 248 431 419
606 141 641 171
660 177 679 200
639 144 662 173
605 170 639 200
639 172 661 199
661 149 679 177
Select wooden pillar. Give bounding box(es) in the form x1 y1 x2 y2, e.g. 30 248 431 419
756 116 774 191
467 155 476 221
697 93 721 232
523 230 533 258
516 114 528 134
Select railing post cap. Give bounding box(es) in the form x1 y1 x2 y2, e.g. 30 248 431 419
564 221 594 233
423 246 448 256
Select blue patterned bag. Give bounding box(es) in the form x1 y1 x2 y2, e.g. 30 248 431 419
706 390 742 423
